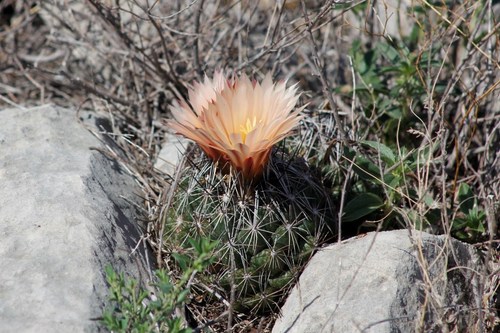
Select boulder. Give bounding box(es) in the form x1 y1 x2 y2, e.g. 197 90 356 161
0 105 153 332
273 229 484 333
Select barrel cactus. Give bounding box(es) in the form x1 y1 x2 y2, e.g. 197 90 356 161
163 149 336 314
161 71 337 315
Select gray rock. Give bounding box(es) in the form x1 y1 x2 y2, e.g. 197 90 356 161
273 230 484 333
0 105 153 332
154 133 189 177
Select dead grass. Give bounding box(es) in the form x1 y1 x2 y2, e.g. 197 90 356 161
1 0 498 332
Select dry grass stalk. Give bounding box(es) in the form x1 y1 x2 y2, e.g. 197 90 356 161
1 0 498 331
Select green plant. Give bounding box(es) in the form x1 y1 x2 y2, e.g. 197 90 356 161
102 238 217 333
332 21 493 244
346 37 444 146
342 141 415 216
452 183 487 241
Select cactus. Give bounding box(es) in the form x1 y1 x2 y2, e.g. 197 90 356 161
162 146 336 315
161 62 336 317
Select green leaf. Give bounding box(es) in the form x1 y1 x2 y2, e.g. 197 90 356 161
344 147 382 182
342 193 385 222
469 217 486 233
376 41 401 63
188 238 202 255
360 140 396 165
171 252 189 271
457 183 474 213
387 173 402 189
176 289 190 304
156 277 173 295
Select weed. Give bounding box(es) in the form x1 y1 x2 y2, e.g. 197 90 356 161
102 238 217 333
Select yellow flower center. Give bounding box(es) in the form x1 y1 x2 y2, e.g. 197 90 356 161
240 117 258 142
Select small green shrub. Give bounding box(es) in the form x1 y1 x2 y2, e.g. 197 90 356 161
102 238 218 333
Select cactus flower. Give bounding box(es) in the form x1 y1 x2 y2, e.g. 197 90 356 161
167 71 303 180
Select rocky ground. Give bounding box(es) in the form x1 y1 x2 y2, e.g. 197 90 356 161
1 1 499 332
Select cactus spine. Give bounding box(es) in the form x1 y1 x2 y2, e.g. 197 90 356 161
163 147 336 314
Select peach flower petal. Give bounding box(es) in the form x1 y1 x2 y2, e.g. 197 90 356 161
167 71 302 180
